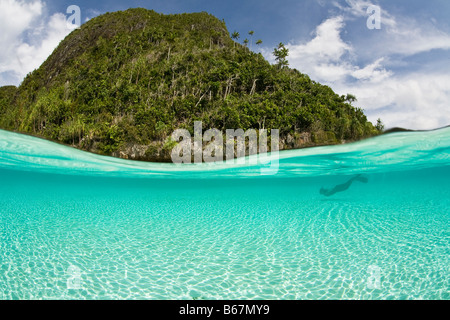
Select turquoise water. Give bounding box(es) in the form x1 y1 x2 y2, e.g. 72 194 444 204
0 128 448 300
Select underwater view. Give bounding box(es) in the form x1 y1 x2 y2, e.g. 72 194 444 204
0 127 448 300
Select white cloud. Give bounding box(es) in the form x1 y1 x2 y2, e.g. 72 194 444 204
0 0 43 44
351 58 391 82
262 1 450 130
0 0 71 86
283 16 391 85
333 73 450 130
383 23 450 57
290 16 351 63
15 12 69 74
283 17 351 83
334 0 450 56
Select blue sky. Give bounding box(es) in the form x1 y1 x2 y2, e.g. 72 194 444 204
1 0 449 129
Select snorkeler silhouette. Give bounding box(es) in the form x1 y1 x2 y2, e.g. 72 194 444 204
320 174 368 197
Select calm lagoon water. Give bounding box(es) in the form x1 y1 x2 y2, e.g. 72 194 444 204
0 128 448 299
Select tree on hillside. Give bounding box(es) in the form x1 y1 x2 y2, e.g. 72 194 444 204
376 118 385 132
231 31 240 48
343 94 357 103
248 30 254 50
273 42 289 69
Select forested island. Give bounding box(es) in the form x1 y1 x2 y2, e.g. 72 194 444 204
0 8 382 162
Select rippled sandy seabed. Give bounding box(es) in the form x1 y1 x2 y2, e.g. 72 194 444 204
0 128 449 299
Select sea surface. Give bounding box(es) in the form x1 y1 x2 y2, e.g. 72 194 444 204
0 128 448 299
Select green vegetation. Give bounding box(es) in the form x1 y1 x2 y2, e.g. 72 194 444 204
273 43 289 69
376 118 385 132
0 8 381 161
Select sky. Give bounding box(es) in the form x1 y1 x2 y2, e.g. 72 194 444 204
1 0 449 130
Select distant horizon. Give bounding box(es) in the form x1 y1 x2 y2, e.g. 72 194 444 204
382 124 450 132
1 0 449 130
